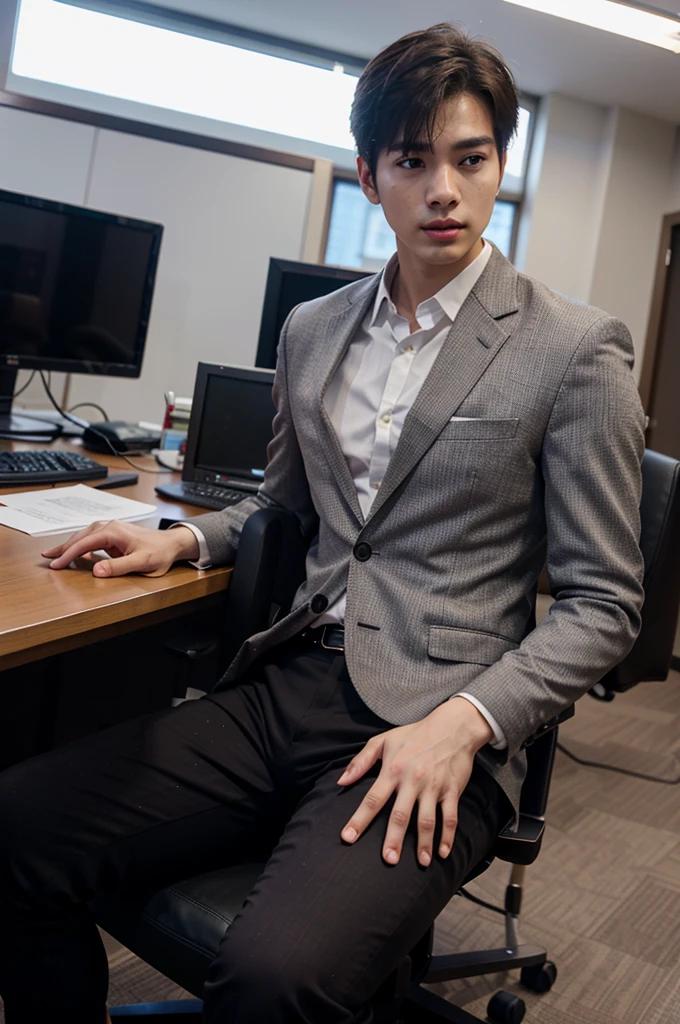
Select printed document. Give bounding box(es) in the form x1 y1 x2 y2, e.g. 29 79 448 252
0 484 157 537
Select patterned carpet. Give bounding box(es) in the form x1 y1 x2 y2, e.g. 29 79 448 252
1 670 679 1022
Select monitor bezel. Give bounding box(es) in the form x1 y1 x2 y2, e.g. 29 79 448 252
255 257 371 370
183 362 276 483
0 187 163 378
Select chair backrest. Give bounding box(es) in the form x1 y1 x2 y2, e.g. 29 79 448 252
600 448 680 692
217 506 308 673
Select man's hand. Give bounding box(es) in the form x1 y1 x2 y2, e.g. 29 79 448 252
338 697 493 867
41 520 200 577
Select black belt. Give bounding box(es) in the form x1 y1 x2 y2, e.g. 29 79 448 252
299 625 345 651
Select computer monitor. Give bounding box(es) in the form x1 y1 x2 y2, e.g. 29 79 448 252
184 363 275 485
0 188 163 436
255 257 371 370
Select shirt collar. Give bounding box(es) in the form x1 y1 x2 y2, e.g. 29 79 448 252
370 239 493 331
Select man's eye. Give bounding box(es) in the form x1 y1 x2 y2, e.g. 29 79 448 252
398 157 423 169
462 154 484 167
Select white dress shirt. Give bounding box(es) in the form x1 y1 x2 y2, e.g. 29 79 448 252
177 240 506 749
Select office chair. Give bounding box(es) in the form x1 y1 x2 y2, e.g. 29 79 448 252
96 448 680 1024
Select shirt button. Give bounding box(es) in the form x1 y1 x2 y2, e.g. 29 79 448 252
381 412 392 424
371 480 381 489
405 345 414 353
311 594 328 613
353 542 372 562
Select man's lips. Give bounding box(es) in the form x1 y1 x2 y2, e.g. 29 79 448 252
422 219 463 230
422 220 464 240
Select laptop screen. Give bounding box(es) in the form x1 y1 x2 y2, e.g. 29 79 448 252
190 365 275 482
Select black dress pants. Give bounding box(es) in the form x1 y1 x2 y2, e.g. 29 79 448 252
0 636 507 1024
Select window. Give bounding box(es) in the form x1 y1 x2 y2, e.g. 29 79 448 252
325 103 535 269
11 0 362 152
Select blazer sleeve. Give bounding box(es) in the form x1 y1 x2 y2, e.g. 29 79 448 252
180 306 319 564
459 314 646 760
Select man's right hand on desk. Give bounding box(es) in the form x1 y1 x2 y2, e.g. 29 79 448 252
41 520 200 577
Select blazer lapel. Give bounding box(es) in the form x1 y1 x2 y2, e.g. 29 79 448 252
367 248 520 522
313 276 381 524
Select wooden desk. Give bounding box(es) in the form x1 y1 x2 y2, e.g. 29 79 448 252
0 436 230 671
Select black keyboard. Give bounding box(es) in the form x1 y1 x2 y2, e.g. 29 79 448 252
0 449 108 485
155 480 249 510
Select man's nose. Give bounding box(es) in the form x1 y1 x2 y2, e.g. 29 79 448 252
426 165 461 208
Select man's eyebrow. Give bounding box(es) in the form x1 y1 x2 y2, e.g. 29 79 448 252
388 134 496 155
451 135 496 151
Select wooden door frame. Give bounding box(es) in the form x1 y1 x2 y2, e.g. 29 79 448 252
639 210 680 412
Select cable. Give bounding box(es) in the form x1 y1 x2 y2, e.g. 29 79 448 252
458 887 505 916
38 371 166 475
12 370 36 399
68 401 110 422
557 742 680 785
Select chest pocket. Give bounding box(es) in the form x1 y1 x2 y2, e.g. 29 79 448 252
437 417 519 441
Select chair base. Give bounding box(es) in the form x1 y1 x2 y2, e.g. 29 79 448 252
109 1000 203 1018
423 942 546 983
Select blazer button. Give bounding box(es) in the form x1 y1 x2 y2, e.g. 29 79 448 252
354 542 372 562
311 594 328 613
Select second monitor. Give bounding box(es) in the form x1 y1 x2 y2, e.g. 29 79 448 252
255 258 371 371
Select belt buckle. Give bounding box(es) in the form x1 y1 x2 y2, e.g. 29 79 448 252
320 625 343 652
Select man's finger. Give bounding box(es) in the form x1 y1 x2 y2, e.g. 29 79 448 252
46 528 127 568
337 735 384 786
437 791 459 859
41 521 107 558
340 778 393 845
415 789 439 867
93 554 152 577
381 786 419 866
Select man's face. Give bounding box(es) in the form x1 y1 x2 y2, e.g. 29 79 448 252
357 93 507 279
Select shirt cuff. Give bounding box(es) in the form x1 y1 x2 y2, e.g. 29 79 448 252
455 693 507 750
169 522 212 569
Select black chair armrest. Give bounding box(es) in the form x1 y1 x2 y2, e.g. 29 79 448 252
521 705 574 749
494 814 546 865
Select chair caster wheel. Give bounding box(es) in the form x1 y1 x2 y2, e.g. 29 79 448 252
487 991 526 1023
521 960 557 993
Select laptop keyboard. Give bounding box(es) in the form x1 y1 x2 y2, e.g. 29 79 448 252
159 480 249 511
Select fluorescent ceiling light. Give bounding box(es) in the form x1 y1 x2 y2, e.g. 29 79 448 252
11 0 358 150
502 0 680 53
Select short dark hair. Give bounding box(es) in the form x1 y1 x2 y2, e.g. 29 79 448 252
350 24 519 182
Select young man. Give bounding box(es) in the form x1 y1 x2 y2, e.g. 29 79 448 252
0 23 645 1024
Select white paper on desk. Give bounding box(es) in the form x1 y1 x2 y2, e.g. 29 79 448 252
0 484 157 536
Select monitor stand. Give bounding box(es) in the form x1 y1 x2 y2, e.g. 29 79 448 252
0 366 60 439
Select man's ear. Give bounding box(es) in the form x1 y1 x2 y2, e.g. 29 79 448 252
356 156 381 206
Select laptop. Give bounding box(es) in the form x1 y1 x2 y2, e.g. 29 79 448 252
155 362 275 511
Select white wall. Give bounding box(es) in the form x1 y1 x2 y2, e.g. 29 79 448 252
589 107 677 375
0 105 93 203
518 93 678 383
518 93 613 304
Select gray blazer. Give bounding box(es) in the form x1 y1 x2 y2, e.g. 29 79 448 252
187 245 645 813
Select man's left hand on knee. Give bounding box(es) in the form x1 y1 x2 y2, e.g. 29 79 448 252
337 698 493 868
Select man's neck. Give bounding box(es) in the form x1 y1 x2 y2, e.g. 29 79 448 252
391 238 484 323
